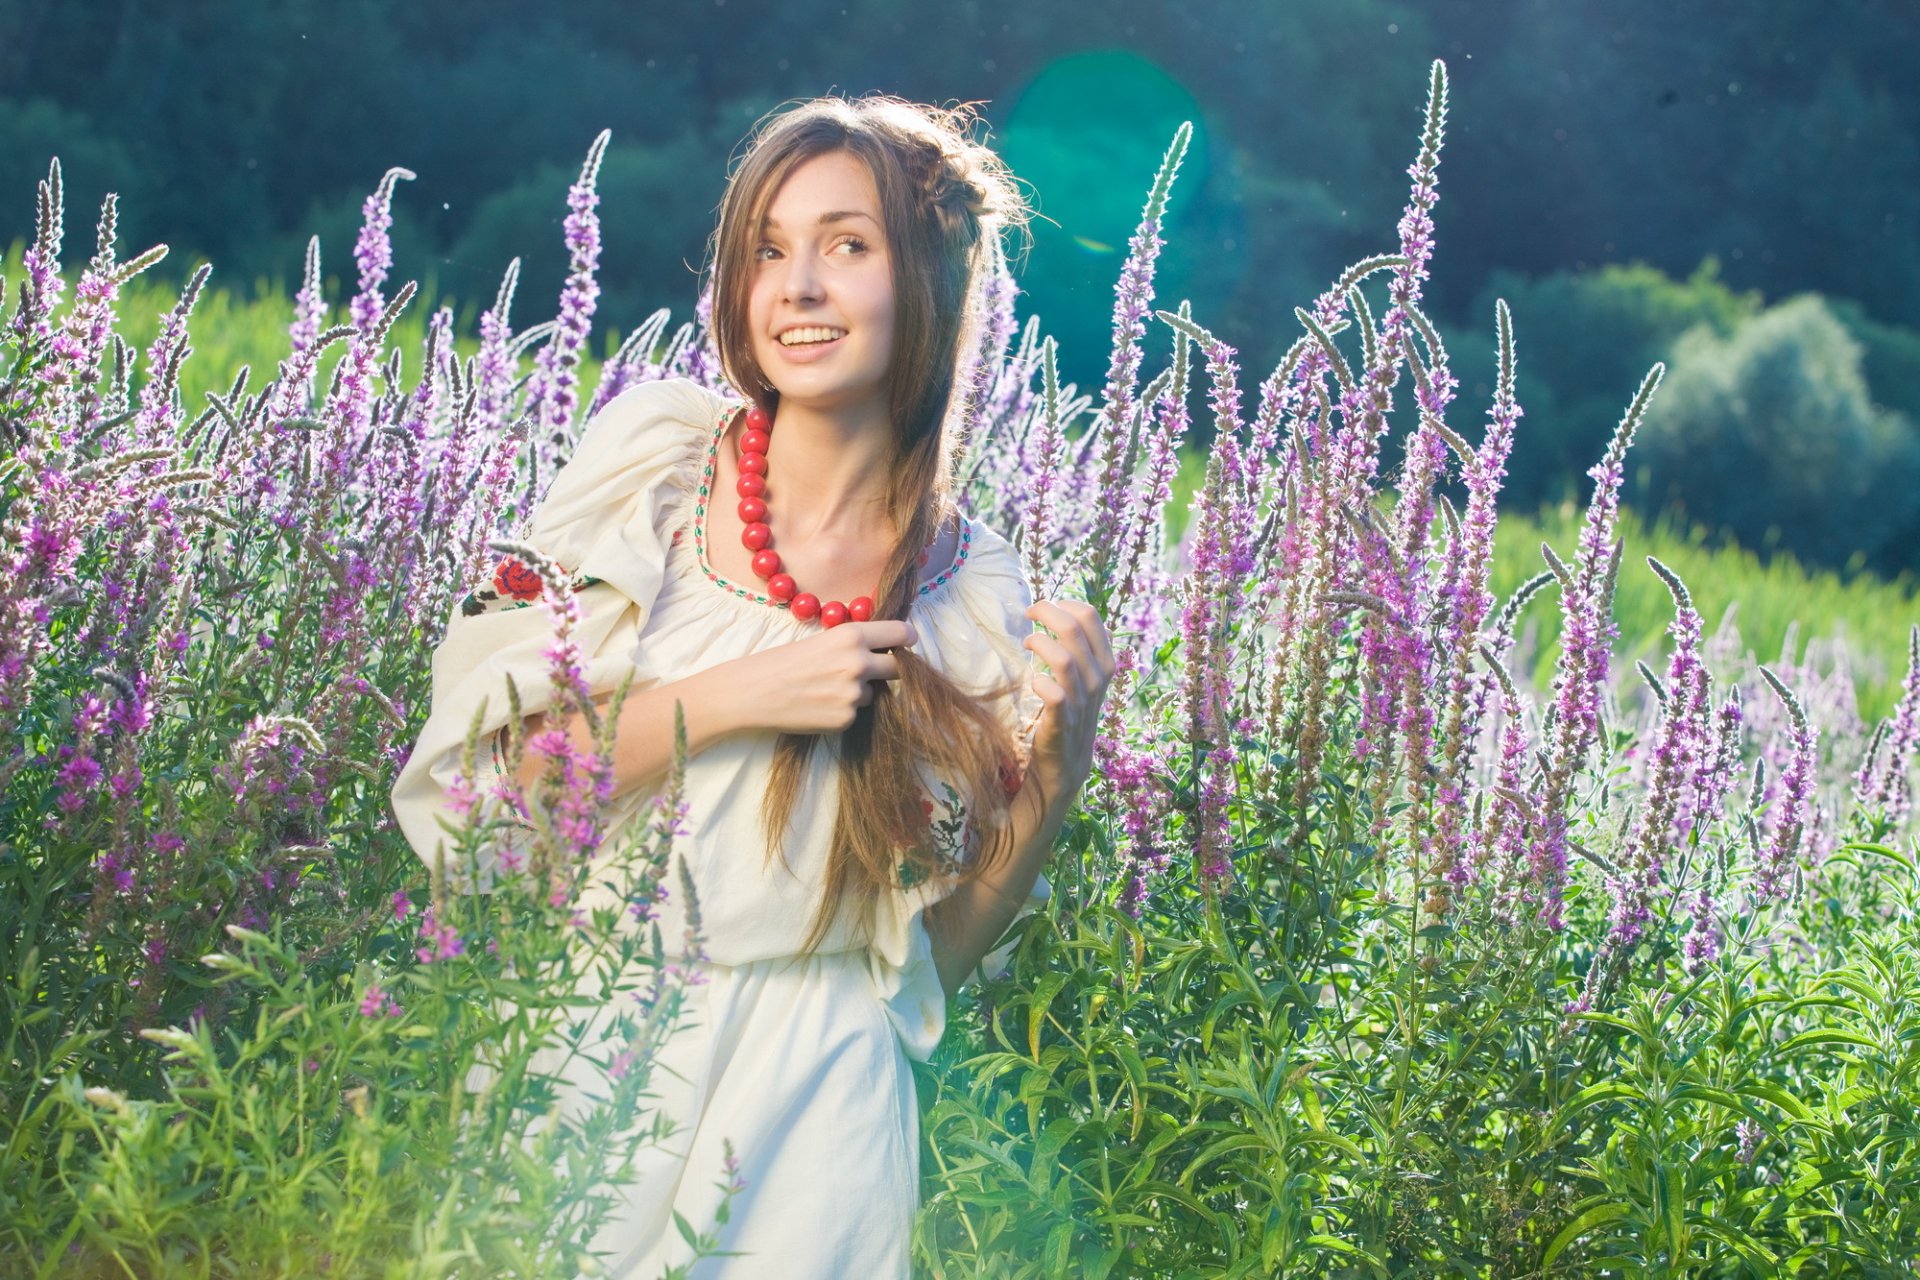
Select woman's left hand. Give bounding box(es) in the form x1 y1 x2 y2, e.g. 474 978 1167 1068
1021 599 1118 813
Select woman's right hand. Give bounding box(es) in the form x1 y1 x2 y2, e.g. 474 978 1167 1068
736 620 918 735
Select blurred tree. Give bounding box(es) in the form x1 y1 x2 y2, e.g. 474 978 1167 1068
442 133 726 341
0 97 144 236
4 0 1919 568
1827 298 1920 428
1423 0 1919 330
1450 261 1757 509
1635 294 1920 572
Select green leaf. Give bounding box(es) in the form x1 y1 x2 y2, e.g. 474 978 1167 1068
1695 1219 1781 1276
1671 1084 1745 1111
1200 989 1257 1056
1574 1011 1641 1036
1028 973 1068 1059
1304 1235 1390 1277
1544 1202 1631 1265
1776 1029 1877 1055
1179 1133 1266 1187
1046 1221 1074 1276
1550 1079 1648 1131
1298 1129 1365 1162
1663 1162 1687 1260
1737 1081 1813 1122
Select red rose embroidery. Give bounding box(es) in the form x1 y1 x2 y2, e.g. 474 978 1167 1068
494 557 543 602
920 797 935 825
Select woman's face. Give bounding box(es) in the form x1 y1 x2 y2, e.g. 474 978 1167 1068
747 149 896 420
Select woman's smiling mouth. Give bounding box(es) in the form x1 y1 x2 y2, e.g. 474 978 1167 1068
774 326 848 360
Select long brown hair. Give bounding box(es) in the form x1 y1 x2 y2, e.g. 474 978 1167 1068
705 94 1036 959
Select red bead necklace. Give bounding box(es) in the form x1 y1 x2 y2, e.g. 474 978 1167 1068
735 402 886 628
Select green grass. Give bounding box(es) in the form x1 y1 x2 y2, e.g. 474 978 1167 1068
1494 503 1917 721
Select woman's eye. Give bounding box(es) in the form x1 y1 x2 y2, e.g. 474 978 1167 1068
754 238 865 261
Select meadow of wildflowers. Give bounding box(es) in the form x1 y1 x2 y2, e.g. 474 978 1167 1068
3 60 1920 1278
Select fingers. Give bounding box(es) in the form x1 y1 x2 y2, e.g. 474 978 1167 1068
852 619 916 652
1024 632 1089 701
1029 670 1069 709
1023 598 1117 691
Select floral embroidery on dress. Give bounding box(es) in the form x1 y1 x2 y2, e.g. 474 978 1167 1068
458 554 603 616
896 779 971 889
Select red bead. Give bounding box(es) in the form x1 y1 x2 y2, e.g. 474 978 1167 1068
751 549 782 579
745 404 771 433
742 429 771 454
738 497 767 523
767 573 797 602
739 452 768 476
820 600 849 628
849 596 873 621
790 592 820 621
742 522 772 551
736 473 766 498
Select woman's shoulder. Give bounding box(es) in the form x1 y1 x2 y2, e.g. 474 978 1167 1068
925 513 1032 657
945 514 1028 609
583 376 738 457
463 378 743 614
544 377 743 515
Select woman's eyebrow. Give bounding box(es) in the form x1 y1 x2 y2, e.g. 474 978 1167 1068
760 210 879 232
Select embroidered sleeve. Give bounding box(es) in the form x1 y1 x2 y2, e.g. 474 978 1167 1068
459 555 605 617
391 377 717 877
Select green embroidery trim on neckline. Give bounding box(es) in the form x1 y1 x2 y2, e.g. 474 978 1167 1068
691 397 973 612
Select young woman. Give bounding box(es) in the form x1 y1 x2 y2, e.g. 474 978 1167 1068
391 95 1115 1276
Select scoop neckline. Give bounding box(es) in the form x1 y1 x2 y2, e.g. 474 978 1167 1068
691 398 973 614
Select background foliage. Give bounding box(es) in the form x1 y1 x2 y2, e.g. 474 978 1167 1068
2 0 1917 570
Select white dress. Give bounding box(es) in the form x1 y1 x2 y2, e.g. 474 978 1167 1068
390 377 1050 1278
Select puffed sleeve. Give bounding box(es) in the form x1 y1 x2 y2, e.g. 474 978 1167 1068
389 377 722 884
867 517 1053 1062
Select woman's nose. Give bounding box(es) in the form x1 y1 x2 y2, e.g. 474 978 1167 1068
781 251 823 304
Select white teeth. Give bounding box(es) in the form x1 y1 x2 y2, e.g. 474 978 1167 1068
779 327 847 346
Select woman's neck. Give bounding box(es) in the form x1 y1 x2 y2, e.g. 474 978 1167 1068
758 397 897 541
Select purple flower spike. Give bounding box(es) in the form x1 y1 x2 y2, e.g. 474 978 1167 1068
132 264 210 449
1594 559 1710 980
288 237 326 374
1856 624 1919 823
1529 365 1664 923
10 158 68 348
1088 124 1190 593
1752 667 1816 905
523 130 611 507
349 168 416 334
